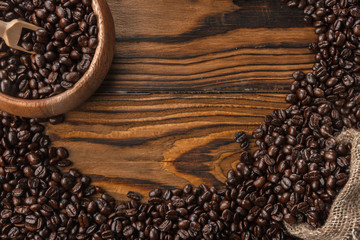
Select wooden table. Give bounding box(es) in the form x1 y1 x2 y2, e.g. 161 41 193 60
46 0 316 200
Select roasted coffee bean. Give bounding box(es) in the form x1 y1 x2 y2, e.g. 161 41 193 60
234 131 249 149
253 176 266 188
126 191 142 201
66 72 81 83
159 219 172 232
280 177 292 190
120 226 134 238
0 1 10 11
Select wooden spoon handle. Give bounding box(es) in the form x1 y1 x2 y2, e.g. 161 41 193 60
0 20 8 39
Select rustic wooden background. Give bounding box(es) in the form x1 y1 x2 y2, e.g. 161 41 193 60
46 0 316 200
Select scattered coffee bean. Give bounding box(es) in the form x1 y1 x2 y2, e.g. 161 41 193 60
234 131 249 149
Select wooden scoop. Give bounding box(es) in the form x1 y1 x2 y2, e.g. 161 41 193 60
0 19 42 54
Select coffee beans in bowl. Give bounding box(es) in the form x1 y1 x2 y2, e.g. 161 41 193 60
0 0 115 118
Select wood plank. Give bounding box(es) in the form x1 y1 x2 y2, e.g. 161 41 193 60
106 46 313 93
46 93 288 199
111 0 308 40
101 0 317 93
45 0 314 200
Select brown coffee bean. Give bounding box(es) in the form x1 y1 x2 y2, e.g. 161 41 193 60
127 191 142 201
123 225 135 237
253 176 266 188
0 1 10 11
65 72 81 83
159 219 172 232
280 177 292 190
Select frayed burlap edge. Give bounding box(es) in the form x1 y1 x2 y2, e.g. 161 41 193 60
285 129 360 240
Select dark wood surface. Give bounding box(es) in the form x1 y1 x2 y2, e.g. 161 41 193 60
46 0 316 200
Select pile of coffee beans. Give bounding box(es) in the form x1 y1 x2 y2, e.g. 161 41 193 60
0 113 234 239
0 0 98 99
1 0 360 239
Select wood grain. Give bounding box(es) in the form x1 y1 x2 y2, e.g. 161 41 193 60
46 0 316 200
104 0 316 93
105 45 313 93
47 93 288 199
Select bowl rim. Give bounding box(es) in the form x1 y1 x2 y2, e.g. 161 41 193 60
0 0 114 117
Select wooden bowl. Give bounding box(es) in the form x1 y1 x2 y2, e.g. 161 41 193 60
0 0 115 118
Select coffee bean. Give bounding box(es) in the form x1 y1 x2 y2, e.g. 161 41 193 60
324 150 337 162
234 131 249 149
177 229 189 239
253 176 266 188
0 1 10 11
123 225 134 237
284 213 297 224
280 177 292 190
1 209 12 219
127 191 142 201
48 115 65 125
159 219 172 232
65 203 78 217
77 58 91 73
297 202 310 213
66 72 81 83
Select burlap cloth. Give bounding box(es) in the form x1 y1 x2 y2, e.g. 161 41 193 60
286 129 360 240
